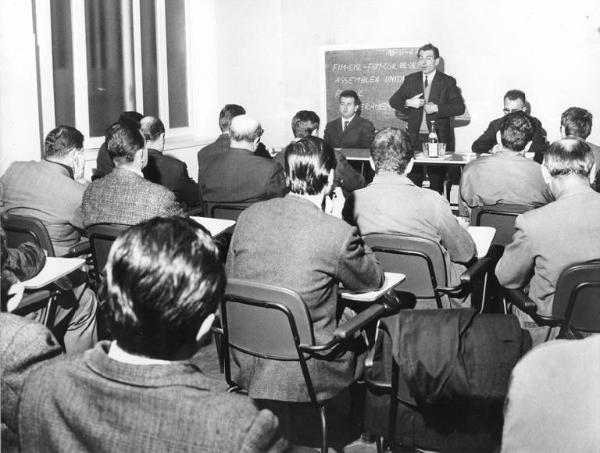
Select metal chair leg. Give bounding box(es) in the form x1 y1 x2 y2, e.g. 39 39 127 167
319 405 327 453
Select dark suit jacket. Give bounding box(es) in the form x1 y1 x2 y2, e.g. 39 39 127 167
18 342 290 453
389 71 465 151
496 189 600 316
95 141 113 178
323 116 375 149
274 147 365 194
0 160 86 256
471 115 549 163
226 194 384 401
81 168 183 226
1 313 62 449
197 133 230 181
143 149 200 208
198 147 286 203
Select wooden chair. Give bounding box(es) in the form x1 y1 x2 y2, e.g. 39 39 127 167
216 278 394 453
503 260 600 339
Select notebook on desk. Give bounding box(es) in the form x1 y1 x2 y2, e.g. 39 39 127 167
340 272 406 302
468 226 496 258
21 257 86 290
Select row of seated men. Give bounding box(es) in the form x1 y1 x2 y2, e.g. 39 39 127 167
1 132 598 451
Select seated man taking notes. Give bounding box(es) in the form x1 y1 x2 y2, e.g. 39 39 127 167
344 128 476 307
459 111 553 216
227 136 384 403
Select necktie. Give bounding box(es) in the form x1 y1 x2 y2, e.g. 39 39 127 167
343 120 349 131
424 76 428 88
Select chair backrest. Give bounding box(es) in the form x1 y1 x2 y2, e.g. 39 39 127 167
86 223 131 277
552 260 600 336
205 201 253 221
364 233 447 306
3 214 56 256
470 204 531 247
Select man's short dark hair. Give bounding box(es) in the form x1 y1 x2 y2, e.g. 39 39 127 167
291 111 320 139
339 90 361 106
418 43 440 59
119 111 144 126
285 136 336 196
103 217 226 359
561 107 593 139
140 116 165 141
370 128 414 174
219 104 246 132
504 89 526 104
43 126 84 158
500 111 534 152
543 138 594 178
106 122 146 164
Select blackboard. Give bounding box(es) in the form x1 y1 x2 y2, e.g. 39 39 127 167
323 46 420 130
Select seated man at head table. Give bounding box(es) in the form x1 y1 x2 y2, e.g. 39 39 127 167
226 136 384 403
501 334 600 453
198 115 286 205
459 111 553 217
274 110 365 195
496 138 600 346
471 89 549 163
95 111 144 179
560 106 600 191
324 90 376 150
139 115 201 209
17 217 295 453
0 221 96 355
344 128 476 308
82 121 184 227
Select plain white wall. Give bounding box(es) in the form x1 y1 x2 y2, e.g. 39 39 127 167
215 0 600 149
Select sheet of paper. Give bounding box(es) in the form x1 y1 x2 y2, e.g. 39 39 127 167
340 272 406 302
468 226 496 258
21 257 86 289
190 216 236 237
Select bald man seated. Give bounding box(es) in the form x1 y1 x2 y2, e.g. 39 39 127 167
198 115 286 204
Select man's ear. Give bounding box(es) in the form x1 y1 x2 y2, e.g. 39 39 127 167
523 141 532 153
369 156 376 171
590 163 597 185
195 313 215 344
405 158 415 175
560 125 567 139
541 164 552 185
495 130 502 146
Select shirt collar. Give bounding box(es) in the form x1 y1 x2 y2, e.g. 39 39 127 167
341 115 356 126
108 341 172 365
423 70 437 82
117 165 145 177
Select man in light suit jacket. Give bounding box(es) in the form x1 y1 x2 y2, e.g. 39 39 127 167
275 110 365 195
198 115 286 204
18 217 292 453
0 126 87 256
82 122 183 226
324 90 376 150
140 116 200 208
389 43 465 192
227 136 384 403
496 138 600 345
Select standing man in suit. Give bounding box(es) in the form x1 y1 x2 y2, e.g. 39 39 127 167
197 104 246 181
472 90 548 163
496 138 600 345
324 90 376 149
227 136 384 403
140 116 200 208
82 122 183 226
389 43 465 192
275 110 365 195
18 217 292 453
198 115 286 204
560 106 600 190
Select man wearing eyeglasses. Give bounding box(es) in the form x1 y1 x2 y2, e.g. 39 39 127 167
472 89 549 163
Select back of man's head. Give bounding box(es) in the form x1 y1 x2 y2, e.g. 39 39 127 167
44 125 84 159
229 115 262 148
219 104 246 133
504 89 526 104
140 116 165 142
370 128 414 175
103 217 226 360
500 111 534 152
291 110 320 139
561 107 592 140
543 138 594 179
285 136 336 195
119 111 144 126
106 122 146 164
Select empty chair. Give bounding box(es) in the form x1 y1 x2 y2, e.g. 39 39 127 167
470 203 531 249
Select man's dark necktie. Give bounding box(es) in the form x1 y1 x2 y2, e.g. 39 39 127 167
424 76 429 89
343 120 349 131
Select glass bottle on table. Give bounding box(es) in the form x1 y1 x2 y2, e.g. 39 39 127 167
427 120 438 158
